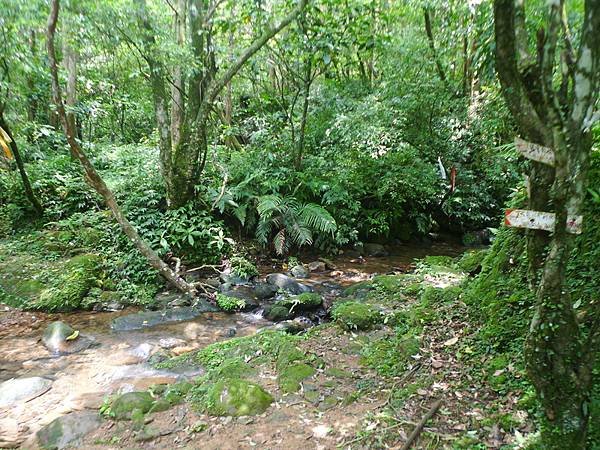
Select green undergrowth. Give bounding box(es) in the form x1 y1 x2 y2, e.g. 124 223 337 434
215 293 246 312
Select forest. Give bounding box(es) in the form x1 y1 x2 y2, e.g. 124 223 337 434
0 0 598 448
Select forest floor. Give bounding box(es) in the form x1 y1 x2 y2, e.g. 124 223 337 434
0 238 535 449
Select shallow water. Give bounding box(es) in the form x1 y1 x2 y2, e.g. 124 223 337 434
0 240 464 446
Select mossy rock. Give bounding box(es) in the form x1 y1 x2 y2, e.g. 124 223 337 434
205 379 273 416
325 367 353 379
343 280 374 298
278 363 316 393
148 398 172 413
372 275 405 292
275 341 306 371
110 391 154 420
263 304 292 322
163 381 194 404
457 249 488 274
331 301 383 331
33 254 103 312
276 292 322 311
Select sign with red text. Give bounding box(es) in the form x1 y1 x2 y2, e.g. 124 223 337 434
505 209 582 234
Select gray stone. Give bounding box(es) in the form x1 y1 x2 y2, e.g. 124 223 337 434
290 265 309 278
307 261 326 272
36 411 102 450
42 321 93 355
219 271 251 286
110 302 219 331
0 377 53 407
252 283 278 300
275 316 314 334
363 243 388 257
266 273 312 295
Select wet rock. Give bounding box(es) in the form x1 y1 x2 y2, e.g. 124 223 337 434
332 301 383 331
36 411 102 450
252 283 278 300
219 287 260 309
276 292 322 311
363 243 388 257
110 302 219 331
0 377 53 407
158 337 187 349
275 317 314 334
263 304 292 322
290 265 309 278
219 271 251 286
266 273 312 295
154 292 194 308
222 327 237 337
206 379 273 416
110 391 155 420
308 261 326 272
42 321 93 355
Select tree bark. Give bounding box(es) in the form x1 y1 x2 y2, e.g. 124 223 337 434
494 0 600 447
0 115 44 216
46 0 194 294
423 7 447 85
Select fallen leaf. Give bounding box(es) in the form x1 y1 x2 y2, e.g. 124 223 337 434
443 336 459 347
493 369 505 377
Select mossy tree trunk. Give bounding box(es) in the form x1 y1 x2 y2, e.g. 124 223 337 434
134 0 307 208
46 0 194 295
494 0 600 447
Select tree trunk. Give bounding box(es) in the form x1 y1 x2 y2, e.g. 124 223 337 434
0 114 44 216
295 59 312 170
46 0 194 294
423 7 447 85
493 0 600 447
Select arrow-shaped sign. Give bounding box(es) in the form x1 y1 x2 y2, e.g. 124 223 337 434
505 209 582 234
515 138 555 166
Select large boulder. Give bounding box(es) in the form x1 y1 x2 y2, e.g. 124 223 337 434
276 292 322 311
263 304 293 322
0 377 52 407
42 321 93 355
36 411 102 450
206 379 273 416
266 273 312 295
110 302 219 331
307 261 326 272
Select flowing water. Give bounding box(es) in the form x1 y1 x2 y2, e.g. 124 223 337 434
0 241 464 447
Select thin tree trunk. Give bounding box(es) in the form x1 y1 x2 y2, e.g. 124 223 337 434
46 0 194 294
295 59 312 170
0 115 44 216
423 7 447 85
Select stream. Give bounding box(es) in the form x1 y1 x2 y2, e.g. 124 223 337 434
0 241 463 448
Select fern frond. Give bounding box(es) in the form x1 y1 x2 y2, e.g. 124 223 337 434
257 194 283 216
300 203 337 234
273 229 288 255
289 223 313 247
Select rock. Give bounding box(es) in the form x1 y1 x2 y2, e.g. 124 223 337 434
218 287 260 309
219 271 251 286
154 292 194 308
266 273 312 295
263 304 292 322
252 283 278 300
0 377 53 407
318 257 336 270
42 321 93 355
36 411 102 450
110 303 219 331
275 317 314 334
158 338 187 349
463 229 492 246
308 261 326 272
276 292 322 311
363 243 388 257
206 379 273 416
110 391 155 420
290 265 309 278
331 301 383 331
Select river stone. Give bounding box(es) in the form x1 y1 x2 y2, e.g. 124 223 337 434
0 377 53 407
110 302 219 331
266 273 312 295
206 379 273 416
263 304 292 322
219 286 260 309
308 261 326 272
252 283 278 300
363 243 388 257
290 265 309 278
275 317 314 334
111 391 155 420
42 321 93 355
36 411 102 450
219 271 251 286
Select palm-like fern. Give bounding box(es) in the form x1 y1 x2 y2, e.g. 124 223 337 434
256 194 337 255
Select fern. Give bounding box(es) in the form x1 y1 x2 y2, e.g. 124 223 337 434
256 194 337 255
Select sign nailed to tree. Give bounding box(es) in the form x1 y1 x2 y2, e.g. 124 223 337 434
515 138 555 166
505 209 583 234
